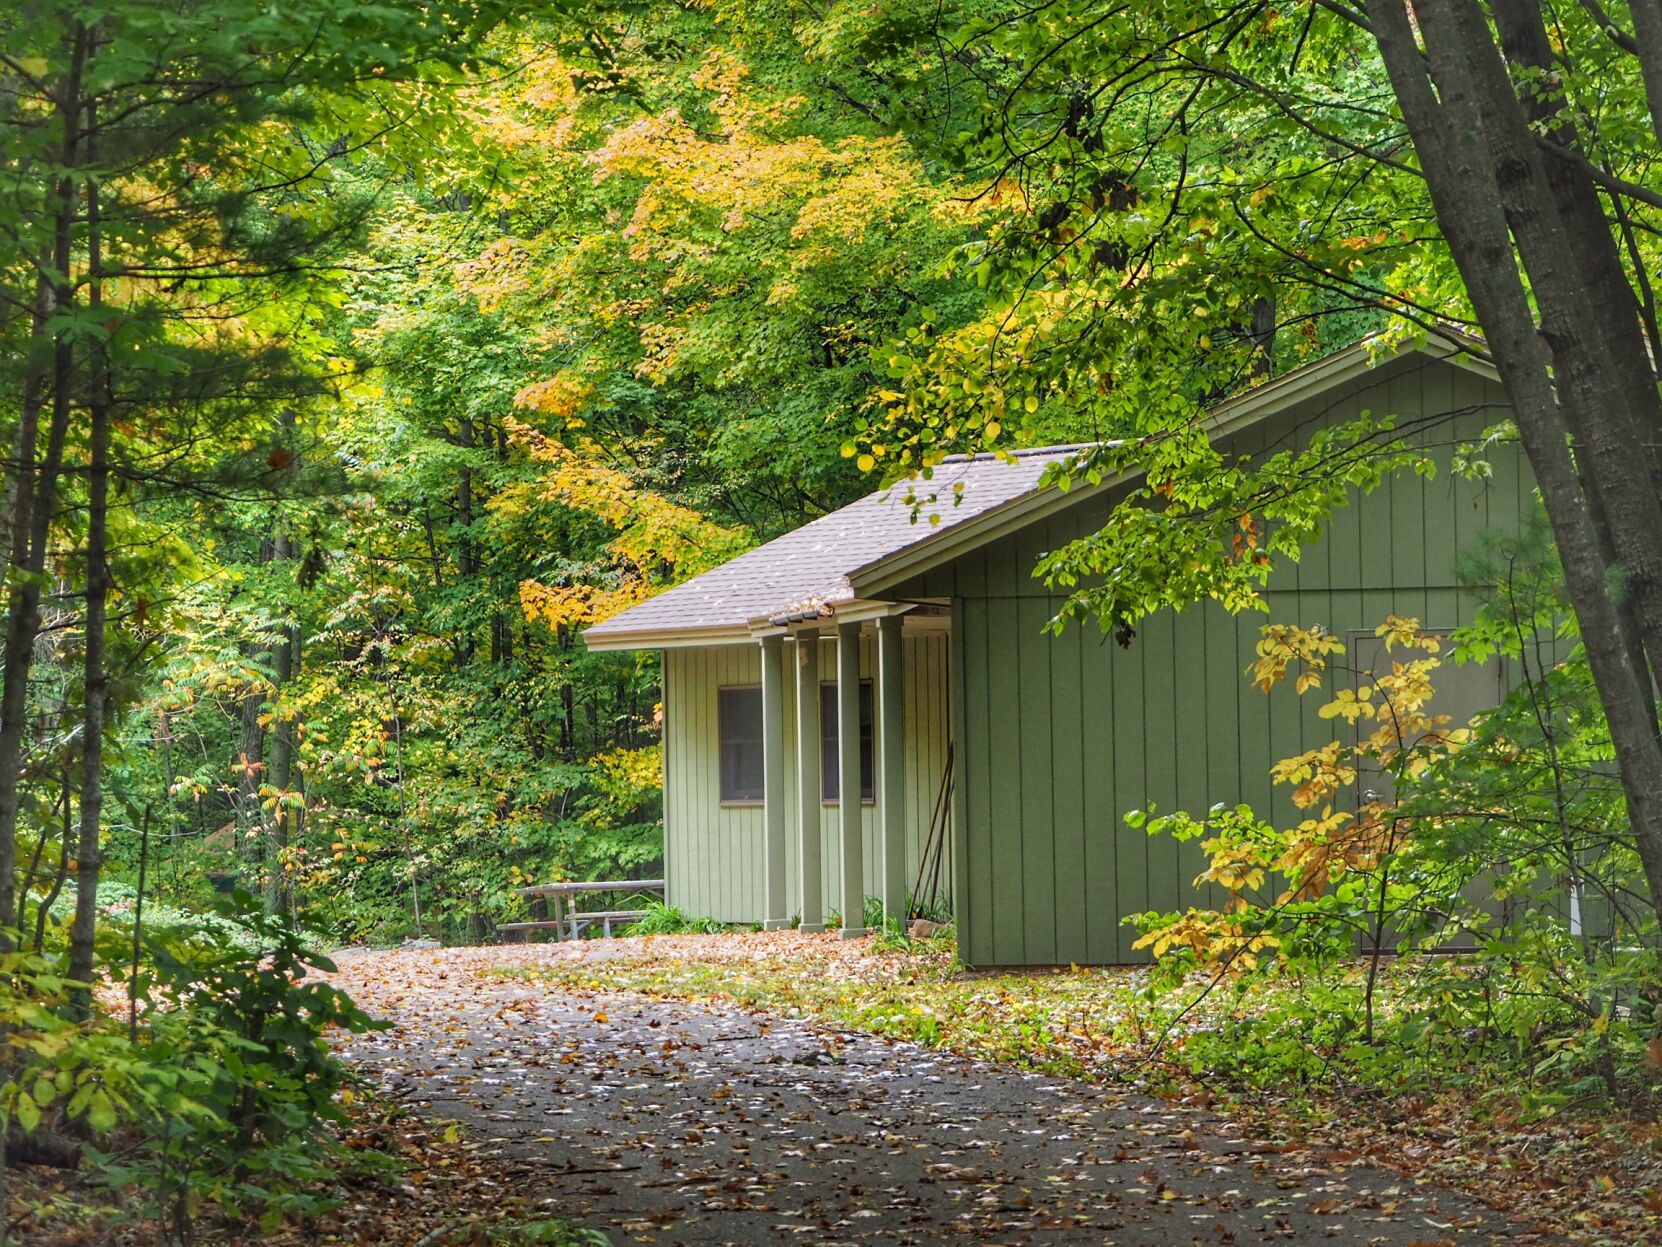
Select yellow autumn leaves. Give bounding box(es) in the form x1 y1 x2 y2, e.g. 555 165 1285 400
1135 617 1476 975
503 419 750 631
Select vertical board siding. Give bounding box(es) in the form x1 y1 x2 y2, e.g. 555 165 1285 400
1049 611 1087 963
986 594 1026 961
952 357 1538 964
962 598 995 965
661 632 952 923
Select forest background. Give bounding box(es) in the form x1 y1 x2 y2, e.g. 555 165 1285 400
17 0 1009 946
6 0 1662 1236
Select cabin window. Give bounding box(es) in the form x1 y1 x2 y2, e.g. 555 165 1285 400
717 687 764 803
820 680 875 803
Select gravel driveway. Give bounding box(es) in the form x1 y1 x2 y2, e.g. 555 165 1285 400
327 947 1518 1246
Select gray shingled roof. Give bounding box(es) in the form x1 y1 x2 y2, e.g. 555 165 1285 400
584 446 1089 646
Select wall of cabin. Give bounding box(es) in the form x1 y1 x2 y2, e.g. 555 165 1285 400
899 353 1538 965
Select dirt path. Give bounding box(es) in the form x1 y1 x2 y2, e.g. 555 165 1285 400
326 946 1523 1247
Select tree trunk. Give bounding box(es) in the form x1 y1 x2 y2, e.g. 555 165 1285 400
263 605 300 915
1488 0 1662 712
1430 0 1662 689
1622 0 1662 143
453 416 477 668
0 23 88 945
558 624 575 760
1371 0 1662 918
0 28 89 1234
68 95 109 1020
235 645 266 879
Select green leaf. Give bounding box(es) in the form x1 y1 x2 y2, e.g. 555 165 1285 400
86 1089 117 1133
15 1092 39 1134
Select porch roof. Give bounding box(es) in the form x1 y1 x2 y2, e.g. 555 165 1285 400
583 445 1092 650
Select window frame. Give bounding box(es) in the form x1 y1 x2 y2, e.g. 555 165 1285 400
716 685 765 806
820 679 875 805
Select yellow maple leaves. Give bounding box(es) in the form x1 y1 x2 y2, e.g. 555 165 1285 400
1270 741 1357 810
518 581 645 631
500 420 749 631
513 371 594 424
1247 622 1346 693
1132 910 1282 973
1138 616 1476 974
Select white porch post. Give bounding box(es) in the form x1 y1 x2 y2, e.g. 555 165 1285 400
837 620 866 938
876 614 906 924
795 629 824 932
760 634 789 930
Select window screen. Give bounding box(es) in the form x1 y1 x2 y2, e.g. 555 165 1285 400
718 687 764 802
820 681 875 802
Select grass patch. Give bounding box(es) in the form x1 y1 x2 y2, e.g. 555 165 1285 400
621 900 729 935
506 935 1391 1109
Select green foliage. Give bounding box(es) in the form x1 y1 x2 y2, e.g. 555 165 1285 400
16 1 1660 1235
0 945 159 1141
1129 588 1659 1107
0 896 381 1236
908 892 955 925
87 0 985 952
622 901 726 936
103 893 384 1230
861 895 888 932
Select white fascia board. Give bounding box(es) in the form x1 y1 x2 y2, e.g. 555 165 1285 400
849 470 1114 598
582 625 754 652
829 598 918 624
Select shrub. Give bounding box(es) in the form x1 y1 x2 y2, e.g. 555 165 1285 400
102 891 385 1234
622 901 725 935
1128 610 1662 1109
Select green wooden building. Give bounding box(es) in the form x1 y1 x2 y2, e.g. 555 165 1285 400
585 333 1530 965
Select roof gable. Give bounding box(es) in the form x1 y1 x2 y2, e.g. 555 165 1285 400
584 332 1498 651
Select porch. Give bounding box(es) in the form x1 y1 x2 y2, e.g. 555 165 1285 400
659 607 953 932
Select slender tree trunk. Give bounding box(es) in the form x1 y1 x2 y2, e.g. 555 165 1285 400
1 266 52 586
32 768 73 957
0 28 89 1232
0 24 87 946
69 91 109 1020
455 418 476 668
558 624 575 760
235 642 266 878
159 707 180 902
261 411 302 914
1249 294 1275 379
263 599 299 915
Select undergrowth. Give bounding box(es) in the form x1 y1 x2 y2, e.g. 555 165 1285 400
621 901 727 936
513 936 1658 1129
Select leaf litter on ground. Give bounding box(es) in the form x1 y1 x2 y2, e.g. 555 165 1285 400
308 932 1660 1245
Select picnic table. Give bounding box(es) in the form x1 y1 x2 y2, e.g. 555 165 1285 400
498 878 665 941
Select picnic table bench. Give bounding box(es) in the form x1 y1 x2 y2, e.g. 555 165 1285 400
498 878 665 941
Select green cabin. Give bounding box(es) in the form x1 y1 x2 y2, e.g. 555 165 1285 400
585 334 1531 965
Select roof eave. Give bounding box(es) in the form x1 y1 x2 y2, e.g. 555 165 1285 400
848 470 1111 599
582 623 755 652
